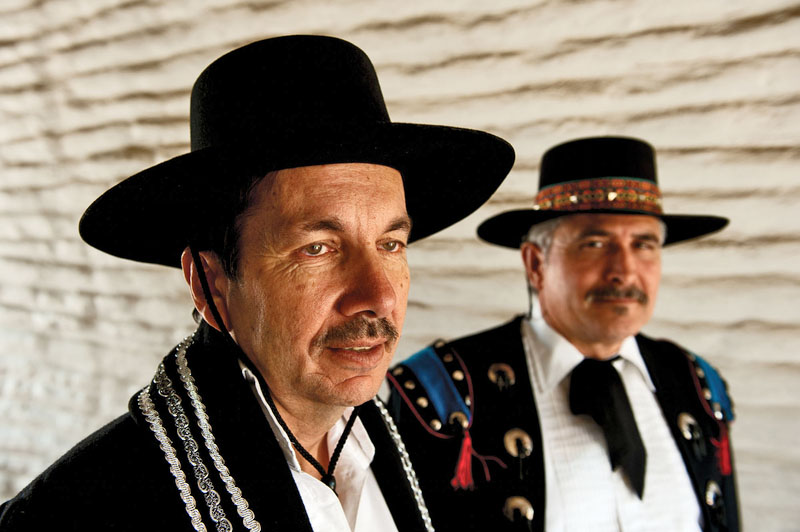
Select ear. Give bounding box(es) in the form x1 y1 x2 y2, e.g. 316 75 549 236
181 247 231 332
520 242 546 292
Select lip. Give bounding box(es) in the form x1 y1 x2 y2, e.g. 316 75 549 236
325 342 388 369
593 297 640 304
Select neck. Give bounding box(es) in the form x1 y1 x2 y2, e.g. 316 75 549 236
269 393 345 478
533 307 625 360
567 339 623 360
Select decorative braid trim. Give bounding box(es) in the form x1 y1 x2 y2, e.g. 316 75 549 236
176 336 262 532
373 397 436 532
154 362 233 532
533 177 663 214
137 385 208 532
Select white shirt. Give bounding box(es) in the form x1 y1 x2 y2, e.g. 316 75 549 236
241 364 399 532
522 315 702 532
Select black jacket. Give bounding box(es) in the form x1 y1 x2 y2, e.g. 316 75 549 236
389 316 739 532
1 323 429 531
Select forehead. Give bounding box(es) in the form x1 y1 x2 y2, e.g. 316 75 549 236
244 162 407 231
556 213 663 238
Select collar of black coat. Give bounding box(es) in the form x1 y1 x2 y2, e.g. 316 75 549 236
131 321 429 531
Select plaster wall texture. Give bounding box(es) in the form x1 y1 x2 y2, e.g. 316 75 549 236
1 1 798 529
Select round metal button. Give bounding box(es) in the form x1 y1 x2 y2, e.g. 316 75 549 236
503 496 534 523
448 411 469 429
705 480 722 509
503 428 534 459
488 363 516 390
678 412 700 441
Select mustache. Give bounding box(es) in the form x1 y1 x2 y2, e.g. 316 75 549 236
586 285 649 305
314 316 399 347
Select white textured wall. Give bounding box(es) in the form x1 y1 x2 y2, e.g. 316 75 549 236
1 1 798 529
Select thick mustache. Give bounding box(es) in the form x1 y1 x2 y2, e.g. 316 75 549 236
314 317 399 347
586 285 648 305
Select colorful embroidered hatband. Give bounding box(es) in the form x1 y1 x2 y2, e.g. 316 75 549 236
532 177 663 214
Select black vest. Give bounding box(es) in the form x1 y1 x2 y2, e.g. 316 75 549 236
389 316 739 532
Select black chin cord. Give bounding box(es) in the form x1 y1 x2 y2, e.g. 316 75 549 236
260 384 362 493
188 247 360 494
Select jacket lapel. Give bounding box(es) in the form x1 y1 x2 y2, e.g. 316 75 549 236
176 324 315 532
638 334 721 531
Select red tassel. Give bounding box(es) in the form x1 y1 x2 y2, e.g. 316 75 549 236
712 427 732 476
450 430 475 490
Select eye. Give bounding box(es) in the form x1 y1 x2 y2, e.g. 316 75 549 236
381 240 405 253
634 240 660 251
302 243 330 256
581 240 604 249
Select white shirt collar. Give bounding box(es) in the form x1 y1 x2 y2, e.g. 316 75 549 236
524 315 655 393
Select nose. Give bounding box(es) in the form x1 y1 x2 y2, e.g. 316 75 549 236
337 250 398 319
605 244 636 286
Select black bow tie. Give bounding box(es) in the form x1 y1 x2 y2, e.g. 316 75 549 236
569 357 647 499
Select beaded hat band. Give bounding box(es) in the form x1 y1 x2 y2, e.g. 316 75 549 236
532 177 663 214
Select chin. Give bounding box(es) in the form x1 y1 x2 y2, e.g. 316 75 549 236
327 373 383 407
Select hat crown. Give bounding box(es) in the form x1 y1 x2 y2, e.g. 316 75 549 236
190 35 390 151
539 136 657 188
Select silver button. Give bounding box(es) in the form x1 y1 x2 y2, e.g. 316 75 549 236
503 428 534 459
503 496 534 522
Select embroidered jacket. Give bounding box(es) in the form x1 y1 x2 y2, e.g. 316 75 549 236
0 323 430 531
388 316 739 532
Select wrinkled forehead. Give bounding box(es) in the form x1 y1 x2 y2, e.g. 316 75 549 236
556 213 664 238
243 163 408 234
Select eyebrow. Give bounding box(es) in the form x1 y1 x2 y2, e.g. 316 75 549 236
634 233 662 242
299 215 413 235
576 228 661 241
387 215 413 235
300 219 345 233
577 228 611 239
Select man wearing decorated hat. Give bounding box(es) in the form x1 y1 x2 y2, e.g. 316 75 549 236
389 136 739 532
0 36 513 531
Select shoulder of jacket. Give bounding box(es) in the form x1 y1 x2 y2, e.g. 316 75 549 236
388 315 526 434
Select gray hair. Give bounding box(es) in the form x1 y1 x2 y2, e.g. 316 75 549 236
523 217 564 297
524 216 564 257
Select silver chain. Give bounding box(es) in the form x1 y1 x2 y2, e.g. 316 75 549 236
373 397 436 532
176 336 262 532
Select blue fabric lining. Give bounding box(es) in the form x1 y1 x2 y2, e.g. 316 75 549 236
403 346 471 423
693 353 734 421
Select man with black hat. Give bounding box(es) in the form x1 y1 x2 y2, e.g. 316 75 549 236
389 136 739 532
0 36 513 531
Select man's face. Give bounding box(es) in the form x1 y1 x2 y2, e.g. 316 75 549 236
224 163 410 412
524 214 662 355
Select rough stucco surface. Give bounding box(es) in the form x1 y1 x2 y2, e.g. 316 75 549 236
0 0 798 529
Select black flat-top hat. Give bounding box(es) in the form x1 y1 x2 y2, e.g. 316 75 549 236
477 136 728 248
79 35 514 267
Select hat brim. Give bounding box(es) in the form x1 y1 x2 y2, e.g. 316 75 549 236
79 122 514 267
477 208 729 249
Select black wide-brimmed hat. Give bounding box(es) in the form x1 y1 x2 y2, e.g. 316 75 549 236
79 35 514 267
477 136 727 248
